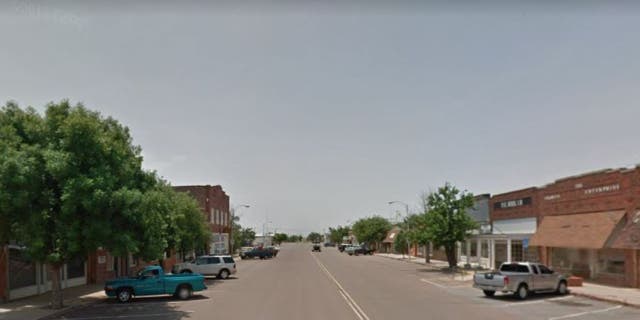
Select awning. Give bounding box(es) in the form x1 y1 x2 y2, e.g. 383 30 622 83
611 211 640 249
529 211 625 249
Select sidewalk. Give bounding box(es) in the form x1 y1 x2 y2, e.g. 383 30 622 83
0 284 105 320
375 253 474 281
570 282 640 308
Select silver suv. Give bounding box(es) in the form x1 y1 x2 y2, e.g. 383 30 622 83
172 255 237 279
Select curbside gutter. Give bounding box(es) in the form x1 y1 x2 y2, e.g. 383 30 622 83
570 291 640 309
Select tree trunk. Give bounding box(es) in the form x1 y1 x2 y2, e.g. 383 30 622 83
425 243 431 263
445 245 457 269
50 264 64 309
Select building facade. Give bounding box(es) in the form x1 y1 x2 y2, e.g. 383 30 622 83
531 168 640 287
174 185 231 255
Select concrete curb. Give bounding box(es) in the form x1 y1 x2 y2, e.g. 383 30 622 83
570 291 640 309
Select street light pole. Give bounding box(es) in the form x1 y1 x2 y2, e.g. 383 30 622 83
388 201 411 258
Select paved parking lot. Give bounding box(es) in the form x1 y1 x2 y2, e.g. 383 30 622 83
47 244 640 320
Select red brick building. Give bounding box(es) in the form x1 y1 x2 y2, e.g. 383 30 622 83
531 168 640 287
0 185 230 302
480 188 541 269
174 185 231 255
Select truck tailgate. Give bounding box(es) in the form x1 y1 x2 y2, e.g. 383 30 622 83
474 272 506 288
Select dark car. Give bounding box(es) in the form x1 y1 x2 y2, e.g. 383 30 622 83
240 247 273 260
338 243 349 252
266 246 280 257
312 244 321 252
323 242 335 247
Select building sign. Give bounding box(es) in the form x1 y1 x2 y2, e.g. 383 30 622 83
584 184 620 195
544 194 561 201
494 197 532 209
522 238 529 249
97 256 106 264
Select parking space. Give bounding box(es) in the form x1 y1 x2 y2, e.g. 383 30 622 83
417 276 639 320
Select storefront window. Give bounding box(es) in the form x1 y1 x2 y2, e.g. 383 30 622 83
597 249 625 275
551 248 591 278
511 240 524 261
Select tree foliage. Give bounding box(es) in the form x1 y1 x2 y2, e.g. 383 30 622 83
272 233 288 245
328 226 350 244
393 230 409 255
351 216 391 246
306 232 323 243
231 215 255 252
0 101 210 308
423 183 477 268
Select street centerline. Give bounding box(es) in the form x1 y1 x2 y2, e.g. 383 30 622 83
310 252 371 320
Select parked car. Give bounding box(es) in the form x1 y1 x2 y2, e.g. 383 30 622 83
172 255 237 279
338 243 350 252
345 244 374 256
104 265 207 303
266 246 280 257
312 243 322 252
473 262 568 300
240 247 274 259
324 242 335 247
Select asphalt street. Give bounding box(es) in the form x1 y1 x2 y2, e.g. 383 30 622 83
52 243 640 320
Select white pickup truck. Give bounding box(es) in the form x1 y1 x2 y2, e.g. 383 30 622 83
473 262 568 300
172 255 237 279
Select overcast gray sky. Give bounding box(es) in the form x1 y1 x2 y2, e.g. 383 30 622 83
2 1 640 235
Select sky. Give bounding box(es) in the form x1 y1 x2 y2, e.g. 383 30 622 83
2 1 640 235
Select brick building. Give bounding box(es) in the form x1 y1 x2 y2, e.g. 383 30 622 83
173 185 231 255
530 168 640 287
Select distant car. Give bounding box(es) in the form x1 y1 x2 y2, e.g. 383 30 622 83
172 255 237 279
240 247 273 260
345 244 374 256
104 266 206 303
324 242 335 247
338 243 350 252
312 244 322 252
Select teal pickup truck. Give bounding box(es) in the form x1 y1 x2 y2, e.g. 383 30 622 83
104 265 207 302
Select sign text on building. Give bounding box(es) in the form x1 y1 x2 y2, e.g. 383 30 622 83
584 184 620 195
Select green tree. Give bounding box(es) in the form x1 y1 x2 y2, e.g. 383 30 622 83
404 213 431 263
0 101 214 307
328 226 350 244
306 232 323 243
273 233 288 245
393 230 409 256
0 101 161 308
351 216 391 247
423 183 477 268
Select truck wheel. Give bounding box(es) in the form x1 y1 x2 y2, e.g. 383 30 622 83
218 269 230 279
557 281 568 295
176 285 192 300
116 288 133 303
515 284 529 300
483 290 495 297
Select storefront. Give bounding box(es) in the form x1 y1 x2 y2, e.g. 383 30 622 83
532 168 640 287
529 210 629 286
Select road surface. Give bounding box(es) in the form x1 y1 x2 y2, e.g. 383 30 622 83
51 243 640 320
